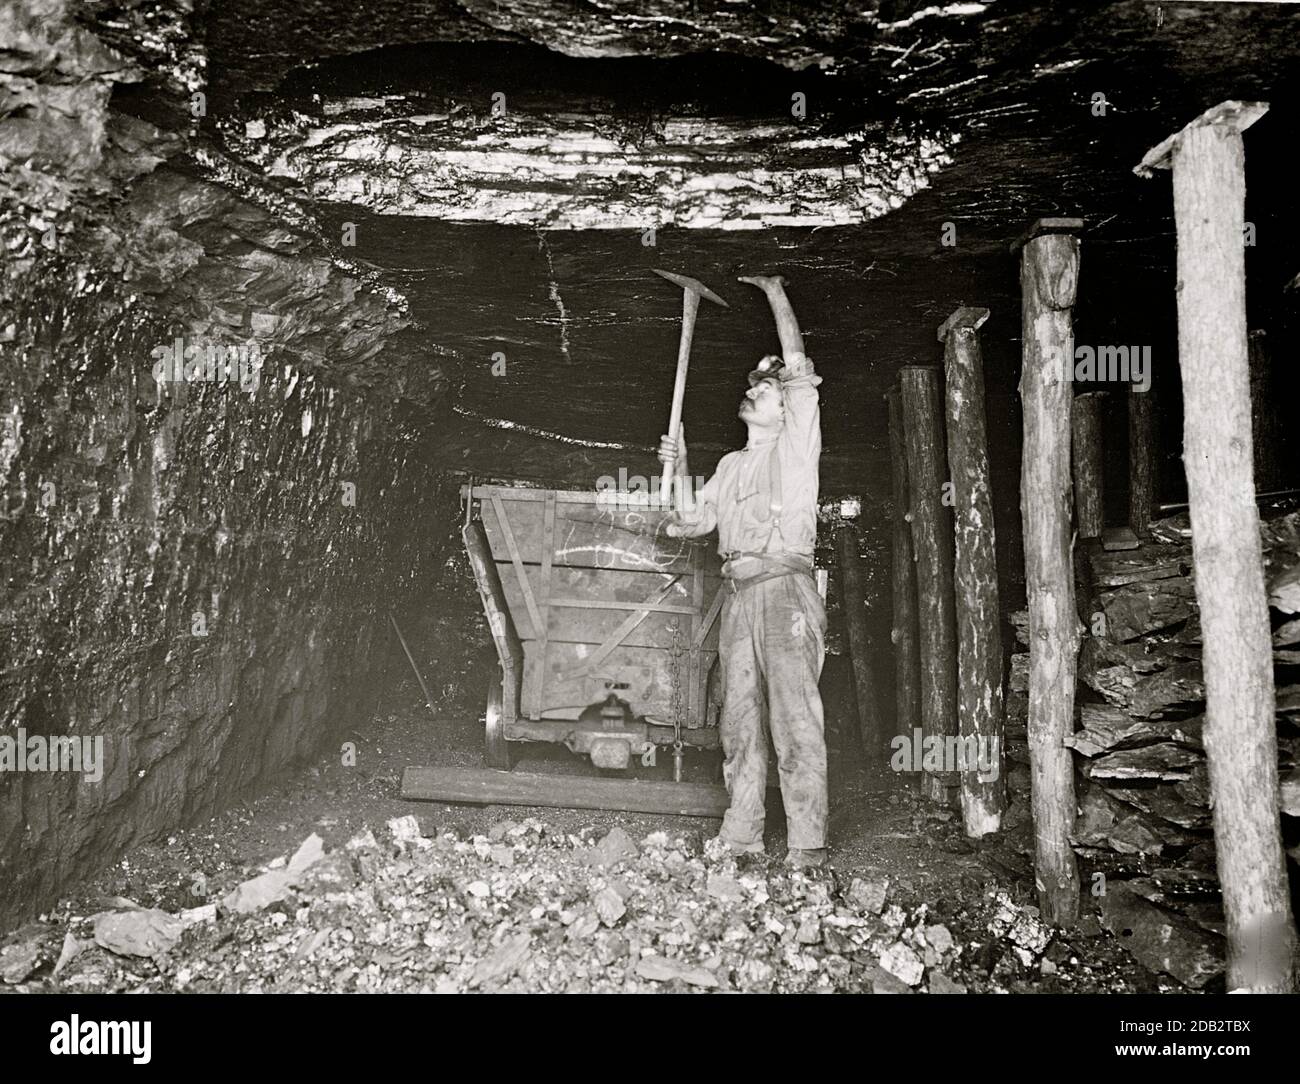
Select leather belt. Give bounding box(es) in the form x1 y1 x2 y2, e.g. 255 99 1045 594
722 553 814 595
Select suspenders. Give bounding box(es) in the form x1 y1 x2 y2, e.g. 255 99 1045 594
723 443 791 566
763 442 785 554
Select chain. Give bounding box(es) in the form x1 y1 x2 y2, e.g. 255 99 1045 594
668 622 685 753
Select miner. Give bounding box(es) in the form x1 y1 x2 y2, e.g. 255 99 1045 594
658 274 828 869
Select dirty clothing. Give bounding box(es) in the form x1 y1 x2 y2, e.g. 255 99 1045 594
679 362 822 563
676 356 827 849
717 571 828 849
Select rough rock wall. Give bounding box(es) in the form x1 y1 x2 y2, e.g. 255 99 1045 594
0 0 455 929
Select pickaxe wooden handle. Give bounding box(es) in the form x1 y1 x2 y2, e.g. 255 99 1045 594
653 269 728 505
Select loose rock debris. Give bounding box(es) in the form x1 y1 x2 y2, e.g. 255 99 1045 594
3 817 1187 993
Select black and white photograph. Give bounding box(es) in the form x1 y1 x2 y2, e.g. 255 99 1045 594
2 0 1299 1055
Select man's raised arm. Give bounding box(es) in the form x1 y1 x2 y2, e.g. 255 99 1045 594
740 275 821 458
739 274 805 365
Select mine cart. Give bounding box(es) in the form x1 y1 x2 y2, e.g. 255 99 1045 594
461 483 725 776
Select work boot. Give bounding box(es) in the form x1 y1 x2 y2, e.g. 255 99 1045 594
705 834 765 860
785 847 828 870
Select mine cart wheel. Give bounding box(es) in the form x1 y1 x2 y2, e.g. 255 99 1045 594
485 675 511 770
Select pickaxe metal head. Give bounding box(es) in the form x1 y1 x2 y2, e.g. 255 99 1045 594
651 268 729 307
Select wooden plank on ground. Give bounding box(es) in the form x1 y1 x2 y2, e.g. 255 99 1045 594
401 766 747 817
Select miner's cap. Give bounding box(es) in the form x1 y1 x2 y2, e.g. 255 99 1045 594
747 355 785 386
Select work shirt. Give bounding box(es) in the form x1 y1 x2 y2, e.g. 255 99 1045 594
677 356 822 561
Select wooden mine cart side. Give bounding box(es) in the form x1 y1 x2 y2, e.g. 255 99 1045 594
461 484 725 770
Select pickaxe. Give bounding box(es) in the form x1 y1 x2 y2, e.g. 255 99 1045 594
652 268 728 505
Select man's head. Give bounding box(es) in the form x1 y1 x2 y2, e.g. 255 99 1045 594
739 356 786 432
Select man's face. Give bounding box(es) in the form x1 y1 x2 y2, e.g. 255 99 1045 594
739 376 784 427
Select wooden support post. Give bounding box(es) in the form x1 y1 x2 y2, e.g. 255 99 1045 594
1136 100 1295 992
885 387 922 761
899 365 957 803
1128 383 1157 535
1071 391 1106 540
939 306 1005 836
836 524 882 766
1248 330 1284 493
1013 216 1083 924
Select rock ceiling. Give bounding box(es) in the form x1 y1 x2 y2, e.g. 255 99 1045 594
85 1 1300 498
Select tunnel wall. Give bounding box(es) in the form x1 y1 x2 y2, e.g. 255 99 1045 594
0 0 468 929
0 237 461 928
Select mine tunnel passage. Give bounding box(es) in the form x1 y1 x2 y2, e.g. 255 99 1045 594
5 3 1300 997
239 40 972 772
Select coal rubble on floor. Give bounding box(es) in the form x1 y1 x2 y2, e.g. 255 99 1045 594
0 810 1160 994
